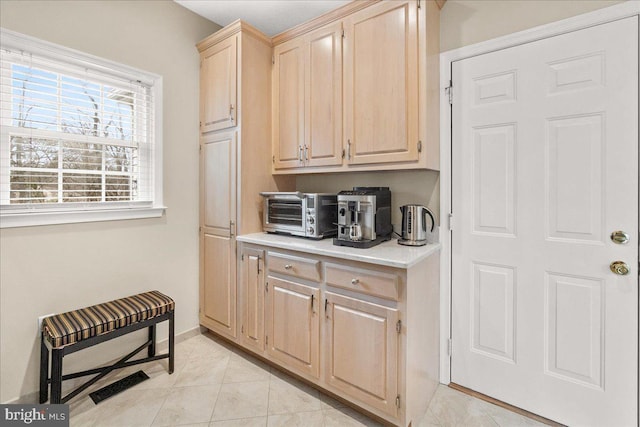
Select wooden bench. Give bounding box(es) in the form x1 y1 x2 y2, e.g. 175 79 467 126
39 290 175 404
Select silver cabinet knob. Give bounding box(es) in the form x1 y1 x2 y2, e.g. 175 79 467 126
611 230 630 244
351 278 359 285
610 261 630 276
284 264 293 270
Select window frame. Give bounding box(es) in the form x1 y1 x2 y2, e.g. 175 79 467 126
0 28 165 228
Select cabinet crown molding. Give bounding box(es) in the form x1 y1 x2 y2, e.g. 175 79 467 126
271 0 379 46
197 19 271 52
271 0 446 46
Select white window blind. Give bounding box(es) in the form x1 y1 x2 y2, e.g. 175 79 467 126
0 29 164 227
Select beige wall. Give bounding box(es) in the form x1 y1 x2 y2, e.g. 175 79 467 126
440 0 624 51
0 1 220 403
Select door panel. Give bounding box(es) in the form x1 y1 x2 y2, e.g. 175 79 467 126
273 40 305 169
201 132 236 234
324 292 398 417
200 130 237 340
201 36 237 133
344 0 418 165
451 17 638 426
306 22 343 167
201 233 236 339
240 247 265 351
266 276 320 378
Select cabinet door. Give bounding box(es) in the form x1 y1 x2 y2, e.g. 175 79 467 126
305 22 343 168
200 131 237 339
201 36 237 133
344 0 419 165
201 233 236 339
240 247 265 352
201 131 236 233
266 276 320 378
324 292 399 417
273 38 305 170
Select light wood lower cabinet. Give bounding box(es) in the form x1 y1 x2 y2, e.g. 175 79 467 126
266 276 320 379
201 233 236 339
239 247 265 352
230 243 440 426
324 291 399 417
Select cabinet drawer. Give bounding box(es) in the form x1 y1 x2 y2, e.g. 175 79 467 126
268 252 321 282
325 263 399 301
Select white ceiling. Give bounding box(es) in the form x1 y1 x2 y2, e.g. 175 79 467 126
175 0 352 37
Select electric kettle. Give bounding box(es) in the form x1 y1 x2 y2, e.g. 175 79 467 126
398 204 434 246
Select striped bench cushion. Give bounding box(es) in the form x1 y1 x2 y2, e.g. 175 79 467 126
42 291 174 349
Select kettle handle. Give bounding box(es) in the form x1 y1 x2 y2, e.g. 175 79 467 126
421 206 435 232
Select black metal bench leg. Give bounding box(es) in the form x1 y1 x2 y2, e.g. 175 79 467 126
40 333 49 404
148 324 156 357
168 311 174 374
50 348 63 404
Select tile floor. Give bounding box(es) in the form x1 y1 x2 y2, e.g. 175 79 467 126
64 332 546 427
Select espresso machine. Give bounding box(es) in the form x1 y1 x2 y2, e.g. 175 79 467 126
334 187 392 249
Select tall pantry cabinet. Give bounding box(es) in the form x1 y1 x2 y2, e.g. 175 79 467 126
197 22 292 340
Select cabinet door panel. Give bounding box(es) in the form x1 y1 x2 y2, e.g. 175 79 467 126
273 40 305 170
201 132 236 234
266 276 320 378
240 247 265 351
201 233 236 339
344 0 418 164
306 22 343 167
201 36 237 133
325 292 398 416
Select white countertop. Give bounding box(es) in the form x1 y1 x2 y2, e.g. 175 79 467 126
236 232 440 269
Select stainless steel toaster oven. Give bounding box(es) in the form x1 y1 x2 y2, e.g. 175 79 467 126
259 192 337 239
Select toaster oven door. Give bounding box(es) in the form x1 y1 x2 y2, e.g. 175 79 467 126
264 196 305 235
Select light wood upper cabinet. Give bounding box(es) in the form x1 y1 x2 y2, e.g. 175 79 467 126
272 0 440 173
200 36 237 133
305 22 343 168
273 38 305 169
273 22 343 171
324 291 399 417
201 131 236 233
240 247 265 352
266 276 320 379
344 0 418 165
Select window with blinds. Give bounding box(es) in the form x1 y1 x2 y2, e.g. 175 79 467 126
0 29 163 227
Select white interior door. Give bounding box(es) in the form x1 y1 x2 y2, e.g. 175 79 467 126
451 17 638 426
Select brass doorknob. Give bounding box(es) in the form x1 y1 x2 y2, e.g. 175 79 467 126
610 261 630 276
611 230 630 244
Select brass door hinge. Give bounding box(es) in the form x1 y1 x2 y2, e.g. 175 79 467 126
417 140 422 153
396 320 402 334
396 394 401 408
266 335 269 345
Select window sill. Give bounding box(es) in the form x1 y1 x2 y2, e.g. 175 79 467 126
0 206 166 228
